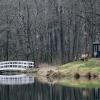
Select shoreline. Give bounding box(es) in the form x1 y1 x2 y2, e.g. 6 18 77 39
37 58 100 80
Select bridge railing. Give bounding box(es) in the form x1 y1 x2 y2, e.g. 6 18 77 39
0 61 34 69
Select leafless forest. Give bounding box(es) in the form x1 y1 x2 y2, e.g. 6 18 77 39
0 0 100 65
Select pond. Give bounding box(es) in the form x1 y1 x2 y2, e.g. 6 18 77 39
0 74 100 100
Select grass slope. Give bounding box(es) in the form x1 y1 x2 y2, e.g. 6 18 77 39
59 58 100 77
58 58 100 88
37 58 100 88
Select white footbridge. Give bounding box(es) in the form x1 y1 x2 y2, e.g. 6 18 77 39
0 74 34 85
0 61 34 71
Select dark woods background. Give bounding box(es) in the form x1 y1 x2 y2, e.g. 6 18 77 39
0 0 100 65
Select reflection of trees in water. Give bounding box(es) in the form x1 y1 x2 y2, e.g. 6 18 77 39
93 89 100 100
0 79 100 100
82 89 92 100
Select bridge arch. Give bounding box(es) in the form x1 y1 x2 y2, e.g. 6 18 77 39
0 61 34 71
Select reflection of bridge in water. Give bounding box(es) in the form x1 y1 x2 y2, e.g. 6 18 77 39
0 74 34 85
0 61 34 71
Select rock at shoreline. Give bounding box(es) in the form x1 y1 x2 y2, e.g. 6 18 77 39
46 70 64 79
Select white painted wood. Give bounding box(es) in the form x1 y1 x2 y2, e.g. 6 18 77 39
0 61 34 71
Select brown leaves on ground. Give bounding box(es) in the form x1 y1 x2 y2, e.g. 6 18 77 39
46 70 65 79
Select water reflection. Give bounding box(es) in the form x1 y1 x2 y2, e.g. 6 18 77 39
0 74 34 85
0 77 100 100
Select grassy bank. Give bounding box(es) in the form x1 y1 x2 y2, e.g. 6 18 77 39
37 58 100 88
37 58 100 78
59 58 100 77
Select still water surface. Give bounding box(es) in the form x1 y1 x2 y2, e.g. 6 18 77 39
0 74 100 100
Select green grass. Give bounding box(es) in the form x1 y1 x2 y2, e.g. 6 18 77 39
58 58 100 88
60 58 100 68
59 58 100 76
